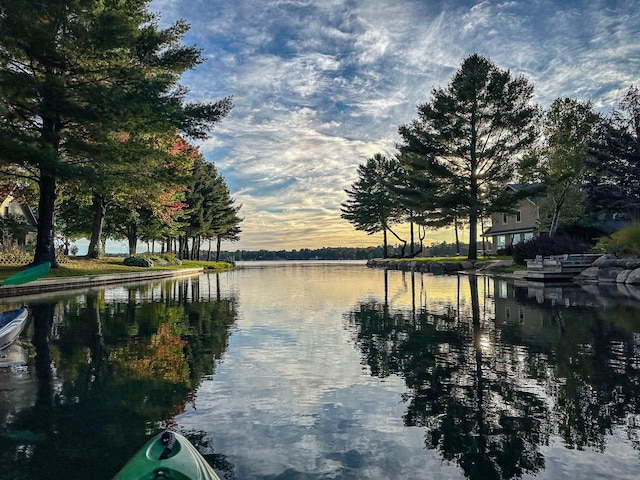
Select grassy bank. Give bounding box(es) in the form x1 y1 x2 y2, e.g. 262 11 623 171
0 257 234 282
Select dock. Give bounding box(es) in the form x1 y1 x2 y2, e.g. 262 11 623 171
520 254 601 281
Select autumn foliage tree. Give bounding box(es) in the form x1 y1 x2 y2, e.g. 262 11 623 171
0 0 232 266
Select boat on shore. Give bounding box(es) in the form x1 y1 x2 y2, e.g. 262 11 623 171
1 261 50 286
113 430 220 480
0 307 29 350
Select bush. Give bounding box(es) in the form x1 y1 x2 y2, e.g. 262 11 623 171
512 234 590 265
161 252 176 262
144 254 169 266
595 223 640 257
161 252 181 265
123 255 154 267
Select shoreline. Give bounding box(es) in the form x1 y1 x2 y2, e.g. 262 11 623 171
366 258 514 274
0 268 204 300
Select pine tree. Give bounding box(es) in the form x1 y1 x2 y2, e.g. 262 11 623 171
398 54 538 260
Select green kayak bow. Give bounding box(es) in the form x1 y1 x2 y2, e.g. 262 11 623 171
113 431 220 480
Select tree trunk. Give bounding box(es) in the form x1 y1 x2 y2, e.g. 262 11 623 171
548 186 569 236
387 226 407 257
33 172 58 267
126 222 137 256
468 211 478 261
216 236 222 261
207 238 212 261
410 221 415 255
454 218 460 255
383 228 388 258
87 194 106 258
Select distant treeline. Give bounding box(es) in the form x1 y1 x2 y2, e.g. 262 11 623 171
220 242 469 261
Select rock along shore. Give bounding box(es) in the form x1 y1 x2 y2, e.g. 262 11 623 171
366 258 513 274
574 254 640 284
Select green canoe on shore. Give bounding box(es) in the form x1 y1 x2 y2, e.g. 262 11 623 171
113 431 220 480
1 262 51 286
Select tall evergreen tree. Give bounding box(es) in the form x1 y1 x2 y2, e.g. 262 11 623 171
181 156 242 260
0 0 231 266
341 154 404 258
398 54 538 260
586 86 640 223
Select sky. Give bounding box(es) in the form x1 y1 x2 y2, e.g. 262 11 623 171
134 0 640 252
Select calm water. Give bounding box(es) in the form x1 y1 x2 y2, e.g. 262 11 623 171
1 261 640 479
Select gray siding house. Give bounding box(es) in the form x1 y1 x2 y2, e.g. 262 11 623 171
482 185 539 255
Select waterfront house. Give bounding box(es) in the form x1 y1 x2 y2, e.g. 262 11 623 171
482 184 539 255
0 195 38 247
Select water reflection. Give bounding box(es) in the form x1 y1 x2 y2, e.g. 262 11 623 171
345 272 640 480
0 275 238 480
2 264 640 479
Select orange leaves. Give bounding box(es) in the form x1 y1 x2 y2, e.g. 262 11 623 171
122 322 190 385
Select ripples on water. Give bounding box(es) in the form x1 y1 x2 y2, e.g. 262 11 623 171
1 261 640 479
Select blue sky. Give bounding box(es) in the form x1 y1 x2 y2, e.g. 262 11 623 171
141 0 639 252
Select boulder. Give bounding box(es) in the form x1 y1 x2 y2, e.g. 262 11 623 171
430 262 444 274
575 266 599 281
592 254 617 267
617 270 631 283
622 258 640 269
625 268 640 284
442 262 462 272
597 267 625 283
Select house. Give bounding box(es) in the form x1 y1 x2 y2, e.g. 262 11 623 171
0 195 38 247
482 184 539 255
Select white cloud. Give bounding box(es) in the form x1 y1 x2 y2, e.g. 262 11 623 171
148 0 640 251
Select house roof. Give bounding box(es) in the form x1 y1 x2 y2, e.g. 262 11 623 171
482 225 536 237
1 195 38 232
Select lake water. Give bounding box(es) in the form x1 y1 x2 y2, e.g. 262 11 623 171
1 261 640 479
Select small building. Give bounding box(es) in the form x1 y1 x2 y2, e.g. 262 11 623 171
482 184 539 255
0 195 38 247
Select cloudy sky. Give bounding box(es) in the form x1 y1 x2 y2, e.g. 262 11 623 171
148 0 640 251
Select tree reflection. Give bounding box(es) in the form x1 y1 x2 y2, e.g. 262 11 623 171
349 276 547 479
0 276 238 480
346 272 640 479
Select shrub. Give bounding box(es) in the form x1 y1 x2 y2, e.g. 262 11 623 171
123 255 154 267
160 252 182 265
595 223 640 257
512 234 590 265
161 252 176 262
145 254 169 266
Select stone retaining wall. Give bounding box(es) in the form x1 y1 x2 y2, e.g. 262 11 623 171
0 267 204 299
366 259 513 274
575 254 640 284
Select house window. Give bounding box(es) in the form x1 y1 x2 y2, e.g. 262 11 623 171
515 210 521 223
497 236 506 250
3 206 8 216
524 232 534 241
498 281 508 299
502 213 508 224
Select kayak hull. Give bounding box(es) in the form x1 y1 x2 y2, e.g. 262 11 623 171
1 261 50 286
0 307 29 350
113 431 220 480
